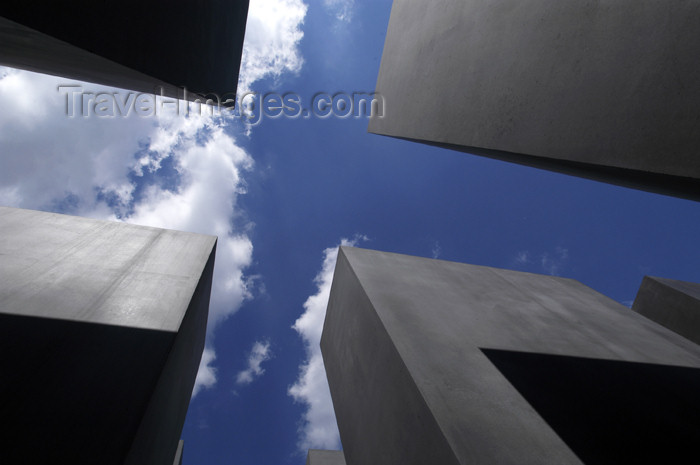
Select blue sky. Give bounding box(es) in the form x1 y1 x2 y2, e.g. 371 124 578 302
1 1 699 464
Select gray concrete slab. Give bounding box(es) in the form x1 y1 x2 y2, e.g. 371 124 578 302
0 205 215 330
633 276 700 346
369 0 700 200
0 1 249 104
0 206 216 465
322 247 700 465
306 450 347 465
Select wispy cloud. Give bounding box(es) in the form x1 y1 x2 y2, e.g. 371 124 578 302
515 251 530 264
236 340 273 385
323 0 356 23
288 235 367 451
555 245 568 260
512 246 569 276
431 241 442 259
540 246 569 276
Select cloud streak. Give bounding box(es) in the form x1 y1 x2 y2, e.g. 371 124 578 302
236 340 273 385
324 0 356 23
512 246 569 276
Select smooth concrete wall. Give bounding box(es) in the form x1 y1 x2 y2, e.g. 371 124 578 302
306 450 347 465
633 276 700 346
0 0 249 104
321 247 700 465
369 0 700 200
0 206 216 465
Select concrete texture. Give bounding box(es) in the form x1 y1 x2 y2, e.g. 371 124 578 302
306 450 347 465
0 206 216 465
368 0 700 201
321 247 700 465
633 276 700 346
0 0 249 104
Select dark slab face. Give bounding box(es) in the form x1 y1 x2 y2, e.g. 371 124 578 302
483 349 700 465
0 207 216 465
633 276 700 346
0 0 250 104
0 313 174 465
369 0 700 200
322 247 700 465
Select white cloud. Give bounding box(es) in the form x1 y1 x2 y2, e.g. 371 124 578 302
288 235 366 451
236 340 273 385
324 0 355 22
0 68 146 213
237 0 308 96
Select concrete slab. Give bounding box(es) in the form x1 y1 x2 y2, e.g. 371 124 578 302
0 206 215 330
633 276 700 346
0 206 216 465
0 1 249 104
369 0 700 200
306 450 346 465
322 247 700 465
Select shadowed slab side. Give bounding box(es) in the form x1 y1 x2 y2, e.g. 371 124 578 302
633 276 700 346
0 0 250 105
482 349 700 464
